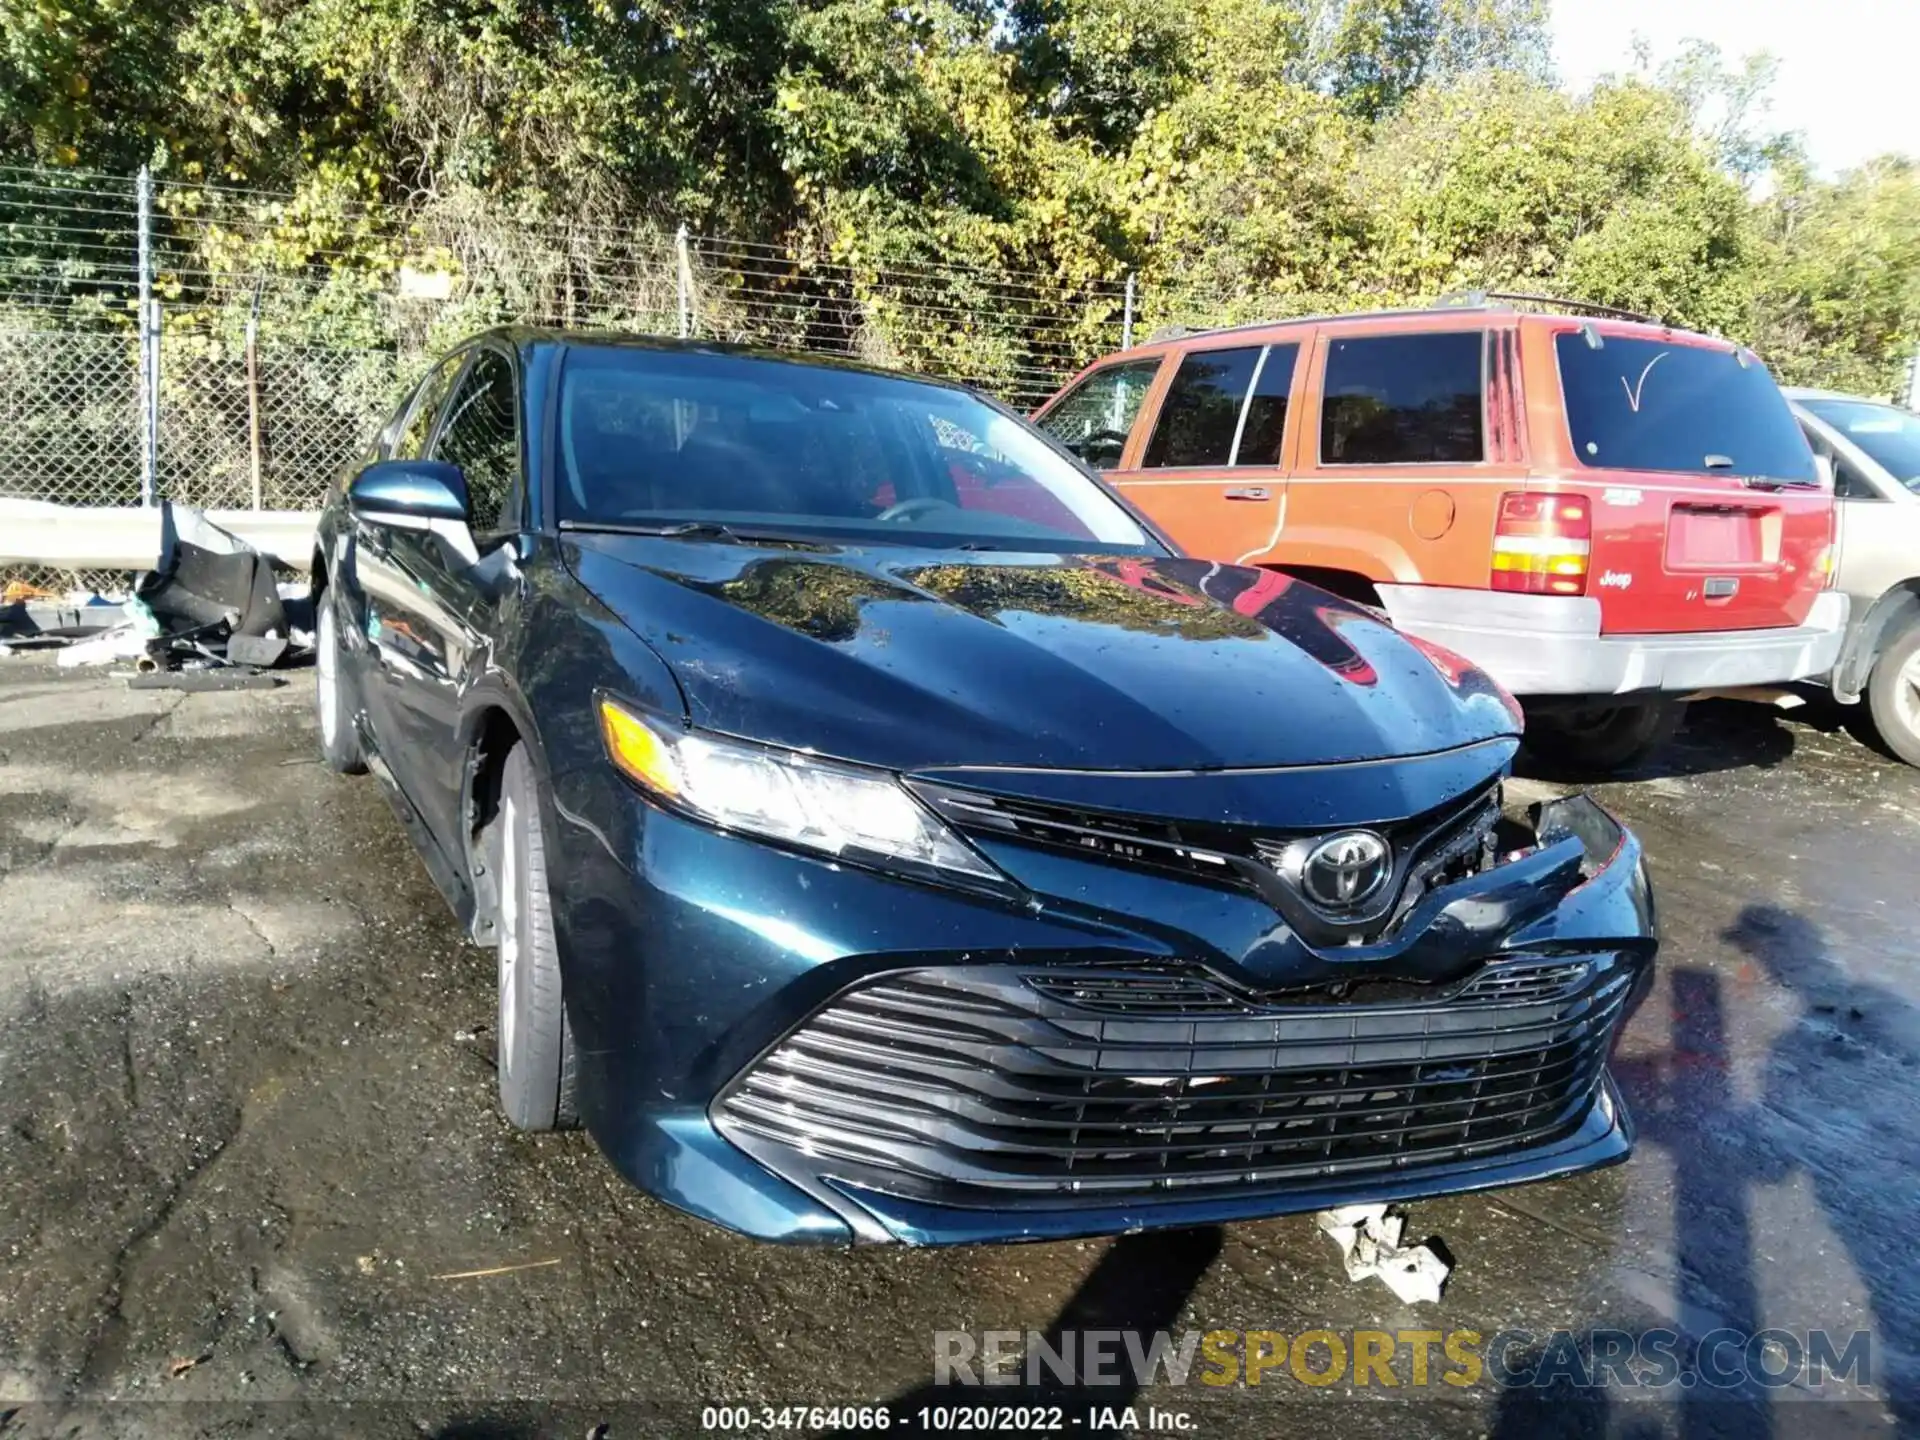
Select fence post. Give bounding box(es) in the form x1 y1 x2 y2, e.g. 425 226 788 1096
136 166 156 507
676 225 694 339
245 283 264 512
1122 273 1136 351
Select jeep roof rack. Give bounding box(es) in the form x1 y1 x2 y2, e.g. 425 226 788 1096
1132 303 1435 347
1123 290 1659 352
1433 289 1657 324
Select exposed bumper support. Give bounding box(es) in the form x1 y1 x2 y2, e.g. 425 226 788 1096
1378 584 1850 698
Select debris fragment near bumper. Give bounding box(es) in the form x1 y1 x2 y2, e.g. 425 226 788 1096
126 670 285 692
55 596 162 669
1314 1203 1451 1305
5 502 311 680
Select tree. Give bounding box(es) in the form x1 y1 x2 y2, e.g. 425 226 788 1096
1 0 1915 402
1308 0 1550 120
1751 158 1920 395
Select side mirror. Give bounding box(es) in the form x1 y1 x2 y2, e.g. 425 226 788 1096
1812 453 1836 491
349 460 470 522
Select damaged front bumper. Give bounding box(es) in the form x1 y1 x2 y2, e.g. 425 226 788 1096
553 747 1656 1246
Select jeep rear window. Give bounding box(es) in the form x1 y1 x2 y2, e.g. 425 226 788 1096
1556 334 1815 483
1320 332 1484 465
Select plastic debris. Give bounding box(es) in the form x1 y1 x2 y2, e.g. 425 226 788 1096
19 504 308 680
1314 1203 1451 1305
56 596 163 669
127 670 284 692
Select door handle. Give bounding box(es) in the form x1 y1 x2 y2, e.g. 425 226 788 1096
1224 486 1271 501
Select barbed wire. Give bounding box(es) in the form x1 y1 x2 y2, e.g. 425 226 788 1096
0 165 1299 514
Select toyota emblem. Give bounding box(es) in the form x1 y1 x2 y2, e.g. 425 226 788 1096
1299 830 1392 910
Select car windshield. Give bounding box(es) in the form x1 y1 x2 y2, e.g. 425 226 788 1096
555 347 1159 552
1555 334 1816 483
1803 399 1920 492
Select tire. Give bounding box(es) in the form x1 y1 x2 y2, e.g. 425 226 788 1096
315 587 367 775
491 744 579 1131
1522 701 1685 775
1864 621 1920 768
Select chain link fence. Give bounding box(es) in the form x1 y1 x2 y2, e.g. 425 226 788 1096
0 164 1282 556
0 329 144 507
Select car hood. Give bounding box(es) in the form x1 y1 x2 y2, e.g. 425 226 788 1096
563 535 1521 774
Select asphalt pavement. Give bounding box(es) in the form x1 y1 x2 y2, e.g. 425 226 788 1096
0 658 1916 1439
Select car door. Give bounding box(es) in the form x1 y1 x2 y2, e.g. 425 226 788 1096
1113 341 1302 565
374 344 524 847
1797 405 1919 612
348 347 468 763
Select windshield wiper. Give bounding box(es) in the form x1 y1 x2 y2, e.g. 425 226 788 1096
559 518 788 543
1696 456 1820 490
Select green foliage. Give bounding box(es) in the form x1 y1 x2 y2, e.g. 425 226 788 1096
1313 0 1550 121
3 0 1917 399
1752 158 1920 397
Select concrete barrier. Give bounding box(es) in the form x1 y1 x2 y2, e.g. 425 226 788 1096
0 501 321 572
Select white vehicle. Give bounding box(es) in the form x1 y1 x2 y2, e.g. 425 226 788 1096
1787 388 1920 765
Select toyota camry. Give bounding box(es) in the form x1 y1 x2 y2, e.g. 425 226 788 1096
310 328 1658 1245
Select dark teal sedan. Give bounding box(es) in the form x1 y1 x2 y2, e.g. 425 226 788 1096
310 328 1658 1244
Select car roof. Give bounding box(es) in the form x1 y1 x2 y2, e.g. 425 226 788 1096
471 325 979 393
1783 386 1894 404
1107 305 1727 361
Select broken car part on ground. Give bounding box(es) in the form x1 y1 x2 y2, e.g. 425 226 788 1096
1 501 309 685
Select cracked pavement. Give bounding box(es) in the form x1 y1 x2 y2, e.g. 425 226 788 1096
0 658 1917 1438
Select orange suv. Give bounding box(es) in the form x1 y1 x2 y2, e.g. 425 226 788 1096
1035 293 1847 770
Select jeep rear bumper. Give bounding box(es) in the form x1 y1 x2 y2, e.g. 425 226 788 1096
1378 586 1850 698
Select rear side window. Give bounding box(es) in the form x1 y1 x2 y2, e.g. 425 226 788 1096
1556 335 1815 483
1036 360 1162 469
1142 344 1298 467
1320 332 1484 465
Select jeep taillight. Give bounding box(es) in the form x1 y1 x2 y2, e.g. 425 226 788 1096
1492 492 1590 595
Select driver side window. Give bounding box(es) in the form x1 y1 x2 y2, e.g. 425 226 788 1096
1036 360 1162 470
391 350 467 461
1803 426 1883 501
433 350 521 533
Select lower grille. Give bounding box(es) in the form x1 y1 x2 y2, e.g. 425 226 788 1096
716 955 1637 1201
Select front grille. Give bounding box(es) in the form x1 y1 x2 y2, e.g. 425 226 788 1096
912 778 1507 943
910 785 1254 888
716 955 1636 1201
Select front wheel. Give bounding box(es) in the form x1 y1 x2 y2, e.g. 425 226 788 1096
315 588 367 775
1522 701 1685 775
1864 621 1920 768
491 744 579 1131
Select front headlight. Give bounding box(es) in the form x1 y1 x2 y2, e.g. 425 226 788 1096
597 696 1004 887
